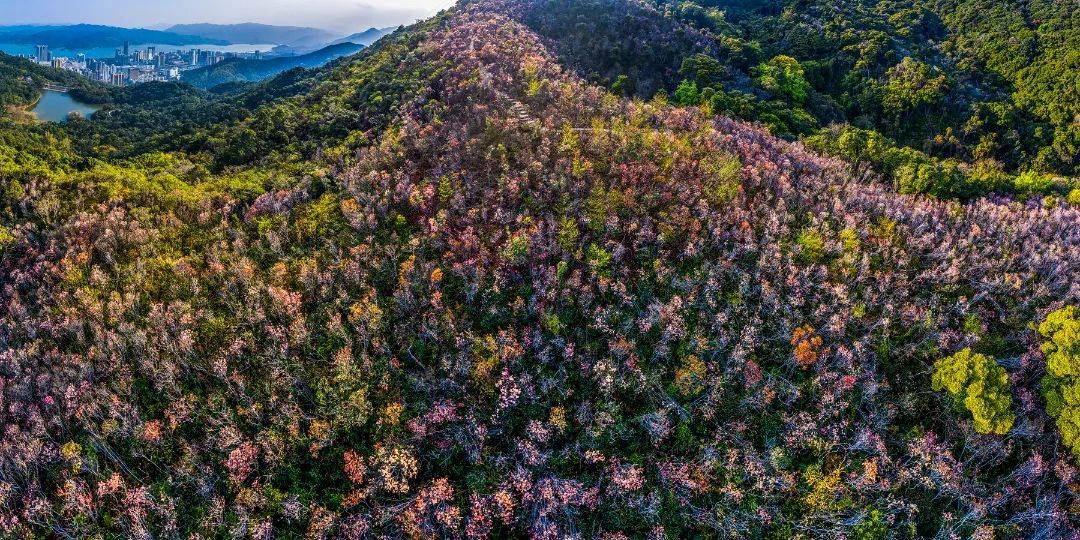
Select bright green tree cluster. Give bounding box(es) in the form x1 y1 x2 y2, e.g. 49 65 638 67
1039 307 1080 456
932 348 1015 435
674 79 700 107
805 125 1068 200
755 55 810 104
880 57 947 118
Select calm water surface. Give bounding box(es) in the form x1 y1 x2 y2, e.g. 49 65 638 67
32 90 101 122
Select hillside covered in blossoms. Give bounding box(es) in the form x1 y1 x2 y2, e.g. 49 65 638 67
0 0 1078 538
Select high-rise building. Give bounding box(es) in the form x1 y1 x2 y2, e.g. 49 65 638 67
123 41 130 57
203 51 222 65
35 45 49 63
98 63 118 83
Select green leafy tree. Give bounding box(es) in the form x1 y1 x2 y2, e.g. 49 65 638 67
835 126 889 177
611 74 631 96
679 53 726 88
586 243 613 278
853 509 888 540
894 158 969 198
1040 307 1080 456
674 79 701 106
932 348 1015 435
880 57 947 117
876 57 948 141
755 55 810 104
0 226 13 253
1011 170 1055 197
1068 188 1080 207
671 1 734 34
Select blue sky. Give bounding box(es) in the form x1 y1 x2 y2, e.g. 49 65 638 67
0 0 454 34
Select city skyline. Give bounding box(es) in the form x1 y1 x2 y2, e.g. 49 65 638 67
0 0 454 34
26 40 258 87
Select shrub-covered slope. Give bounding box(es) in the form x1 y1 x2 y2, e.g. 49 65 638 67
0 1 1077 538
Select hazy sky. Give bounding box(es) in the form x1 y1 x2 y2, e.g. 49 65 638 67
0 0 454 34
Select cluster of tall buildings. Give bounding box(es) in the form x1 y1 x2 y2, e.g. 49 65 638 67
27 42 261 87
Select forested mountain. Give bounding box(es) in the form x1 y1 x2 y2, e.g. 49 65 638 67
181 42 365 88
0 0 1077 538
0 24 227 48
514 0 1077 196
165 23 337 47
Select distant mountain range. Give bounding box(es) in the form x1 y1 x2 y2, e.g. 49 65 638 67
0 24 226 49
329 27 397 47
247 26 397 55
180 41 364 88
165 23 336 49
0 23 397 53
